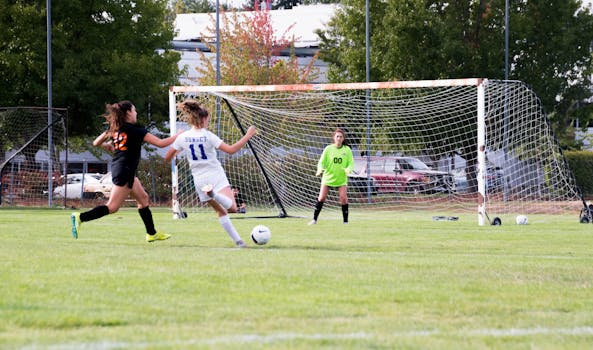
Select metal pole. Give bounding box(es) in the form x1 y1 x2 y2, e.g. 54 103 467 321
365 0 371 202
47 0 53 207
215 0 221 135
505 0 509 80
503 0 510 201
147 97 157 204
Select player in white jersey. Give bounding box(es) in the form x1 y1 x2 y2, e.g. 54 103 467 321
165 100 257 247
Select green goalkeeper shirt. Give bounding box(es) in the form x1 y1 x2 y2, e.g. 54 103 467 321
317 144 354 187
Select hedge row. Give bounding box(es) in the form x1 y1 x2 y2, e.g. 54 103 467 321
564 151 593 198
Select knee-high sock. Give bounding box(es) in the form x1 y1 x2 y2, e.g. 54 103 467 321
138 206 156 235
80 205 109 222
219 214 241 243
313 201 324 221
342 203 349 223
213 192 232 210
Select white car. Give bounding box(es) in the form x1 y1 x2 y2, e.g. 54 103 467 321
83 172 113 199
53 173 103 199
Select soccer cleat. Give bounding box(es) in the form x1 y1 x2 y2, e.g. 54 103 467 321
236 240 247 248
201 184 214 197
146 232 171 243
343 221 348 224
308 219 317 225
70 212 81 239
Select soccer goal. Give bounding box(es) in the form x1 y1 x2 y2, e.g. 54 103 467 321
169 79 584 225
0 107 67 207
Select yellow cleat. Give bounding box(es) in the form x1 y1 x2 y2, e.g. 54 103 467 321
146 232 171 243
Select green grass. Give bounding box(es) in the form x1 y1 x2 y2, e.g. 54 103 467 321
1 208 593 349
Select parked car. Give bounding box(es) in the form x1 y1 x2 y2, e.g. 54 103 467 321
53 173 103 199
452 165 504 193
348 173 378 195
352 156 453 194
83 172 113 199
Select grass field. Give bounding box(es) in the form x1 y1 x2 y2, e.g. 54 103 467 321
2 208 593 349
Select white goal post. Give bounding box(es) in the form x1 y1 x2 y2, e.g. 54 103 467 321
169 79 584 225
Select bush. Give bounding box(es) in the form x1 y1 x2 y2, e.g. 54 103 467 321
564 151 593 198
136 156 172 204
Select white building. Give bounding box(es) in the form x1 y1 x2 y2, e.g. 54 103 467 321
172 4 336 84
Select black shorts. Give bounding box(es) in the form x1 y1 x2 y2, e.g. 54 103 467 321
111 165 135 188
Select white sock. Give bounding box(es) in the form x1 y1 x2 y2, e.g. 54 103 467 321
219 215 241 243
213 192 232 210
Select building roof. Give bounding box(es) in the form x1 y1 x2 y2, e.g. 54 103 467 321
173 4 337 48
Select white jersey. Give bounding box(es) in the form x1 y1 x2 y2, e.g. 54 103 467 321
172 128 225 178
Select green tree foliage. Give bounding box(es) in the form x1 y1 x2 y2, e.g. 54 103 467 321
0 0 181 137
565 150 593 196
172 0 215 13
195 9 319 85
317 0 593 149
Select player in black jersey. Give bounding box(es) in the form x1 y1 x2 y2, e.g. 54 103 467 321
70 100 180 242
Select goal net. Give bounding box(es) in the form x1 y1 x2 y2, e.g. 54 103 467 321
169 79 584 225
0 107 67 207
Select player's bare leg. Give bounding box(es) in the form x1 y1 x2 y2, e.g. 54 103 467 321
202 184 236 212
208 199 245 247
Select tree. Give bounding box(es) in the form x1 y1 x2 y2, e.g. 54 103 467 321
172 0 215 14
194 8 319 86
0 0 181 137
317 0 593 149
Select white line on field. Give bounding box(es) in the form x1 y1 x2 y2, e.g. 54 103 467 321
19 327 593 349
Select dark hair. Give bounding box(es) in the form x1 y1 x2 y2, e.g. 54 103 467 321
334 128 349 146
104 100 134 135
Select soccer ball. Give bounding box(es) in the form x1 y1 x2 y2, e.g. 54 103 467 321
515 215 528 225
251 225 271 245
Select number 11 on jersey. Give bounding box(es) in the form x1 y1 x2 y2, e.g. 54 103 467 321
189 144 207 160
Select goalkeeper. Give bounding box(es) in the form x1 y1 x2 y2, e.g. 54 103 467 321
309 128 354 225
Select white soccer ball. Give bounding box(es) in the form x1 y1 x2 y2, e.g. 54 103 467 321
251 225 271 245
515 215 528 225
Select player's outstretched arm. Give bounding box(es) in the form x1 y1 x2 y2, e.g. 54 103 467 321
144 131 182 148
164 148 179 163
92 131 109 147
219 126 257 155
92 131 114 152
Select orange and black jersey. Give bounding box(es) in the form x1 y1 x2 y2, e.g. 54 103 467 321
111 123 148 171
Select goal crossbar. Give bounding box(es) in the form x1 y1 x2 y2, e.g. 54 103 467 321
170 78 483 94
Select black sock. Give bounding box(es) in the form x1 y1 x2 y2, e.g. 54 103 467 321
80 205 109 222
342 204 349 223
138 206 156 235
313 201 324 221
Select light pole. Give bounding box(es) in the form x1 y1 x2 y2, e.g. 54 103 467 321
503 0 510 201
364 0 371 201
505 0 509 80
215 0 221 134
47 0 53 207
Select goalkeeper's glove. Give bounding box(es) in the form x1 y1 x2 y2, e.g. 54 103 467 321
315 169 323 176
